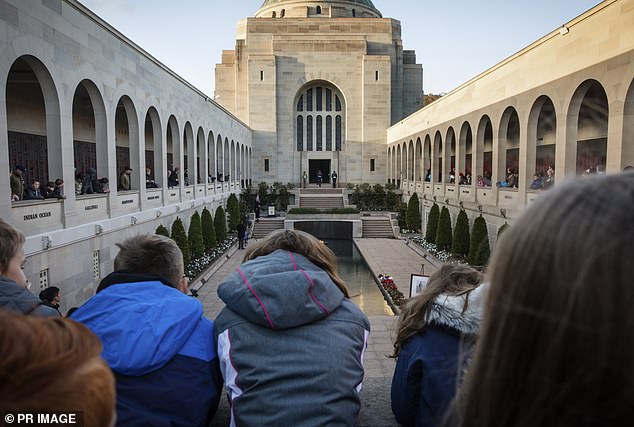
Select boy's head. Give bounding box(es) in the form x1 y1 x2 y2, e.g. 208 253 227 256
0 219 27 287
114 234 187 292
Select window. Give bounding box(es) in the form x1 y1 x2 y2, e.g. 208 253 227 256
39 268 49 291
307 116 313 151
326 89 332 111
264 158 270 172
336 115 342 151
296 84 344 153
375 71 379 81
93 250 101 281
316 5 322 14
336 95 342 111
316 87 322 111
326 116 332 151
307 88 313 111
370 159 376 172
260 70 264 81
297 95 304 112
297 116 303 151
316 116 323 151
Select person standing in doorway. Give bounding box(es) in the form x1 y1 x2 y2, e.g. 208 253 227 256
317 170 323 188
118 166 132 191
10 165 24 201
332 171 338 188
302 171 308 188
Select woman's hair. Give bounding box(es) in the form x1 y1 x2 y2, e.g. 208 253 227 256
452 173 634 426
392 264 482 357
0 218 25 275
243 229 350 297
0 310 115 426
39 286 60 303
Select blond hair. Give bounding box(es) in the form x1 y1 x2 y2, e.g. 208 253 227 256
0 310 115 426
0 218 24 275
243 229 349 297
114 234 184 286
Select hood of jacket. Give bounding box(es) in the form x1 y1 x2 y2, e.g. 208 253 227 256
0 276 39 314
217 249 346 330
428 283 489 335
71 272 205 376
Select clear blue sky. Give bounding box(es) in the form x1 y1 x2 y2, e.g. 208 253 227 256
79 0 602 96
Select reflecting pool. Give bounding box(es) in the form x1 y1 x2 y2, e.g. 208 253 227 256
325 239 393 316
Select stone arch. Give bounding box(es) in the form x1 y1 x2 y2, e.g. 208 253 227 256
223 138 230 181
396 144 402 187
166 115 180 187
144 106 162 188
458 121 473 184
196 126 205 185
527 95 557 186
183 122 194 186
208 131 216 184
498 106 520 188
408 140 414 181
566 79 608 175
115 95 139 192
445 127 456 183
231 140 236 183
423 135 432 182
71 79 108 189
216 134 223 181
476 115 493 186
6 55 62 191
415 138 422 183
433 131 443 183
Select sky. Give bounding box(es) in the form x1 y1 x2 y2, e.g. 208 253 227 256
78 0 603 96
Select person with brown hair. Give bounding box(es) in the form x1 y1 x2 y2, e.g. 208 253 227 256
391 264 486 427
0 310 116 426
0 219 57 316
71 234 221 427
214 229 370 426
451 172 634 427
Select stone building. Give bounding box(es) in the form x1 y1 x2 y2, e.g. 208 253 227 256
215 0 422 186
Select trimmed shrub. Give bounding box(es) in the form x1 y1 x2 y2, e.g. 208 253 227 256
155 224 170 238
497 222 510 242
435 206 452 251
227 194 241 232
425 203 440 243
188 211 204 260
451 209 470 257
397 203 408 229
474 233 491 268
406 193 421 232
469 215 489 266
201 208 216 251
171 217 190 265
214 206 227 243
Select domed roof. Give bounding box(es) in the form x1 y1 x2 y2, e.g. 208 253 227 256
257 0 381 17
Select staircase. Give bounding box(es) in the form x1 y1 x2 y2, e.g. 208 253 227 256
298 188 345 210
251 218 285 239
362 217 395 238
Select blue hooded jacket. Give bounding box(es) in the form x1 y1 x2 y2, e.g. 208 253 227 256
391 285 488 427
72 272 221 427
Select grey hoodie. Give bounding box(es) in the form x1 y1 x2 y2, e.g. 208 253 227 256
214 249 371 427
0 276 59 317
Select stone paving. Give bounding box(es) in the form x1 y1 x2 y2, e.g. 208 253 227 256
198 237 433 426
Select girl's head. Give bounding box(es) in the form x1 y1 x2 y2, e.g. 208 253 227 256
0 219 27 287
393 263 483 357
243 229 349 297
0 310 116 426
455 173 634 426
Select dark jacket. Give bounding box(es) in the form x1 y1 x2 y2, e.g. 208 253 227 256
10 174 23 200
0 276 59 317
391 285 488 427
23 186 44 200
81 168 96 194
72 272 221 427
214 249 370 427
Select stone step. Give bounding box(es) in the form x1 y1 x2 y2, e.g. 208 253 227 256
252 219 285 239
300 188 344 195
362 218 395 238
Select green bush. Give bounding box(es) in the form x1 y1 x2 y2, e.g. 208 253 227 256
425 203 440 243
155 224 170 238
469 215 490 266
188 211 204 260
372 184 386 210
227 194 241 232
201 208 216 251
497 222 509 242
171 217 190 265
214 206 227 243
451 209 470 257
474 233 491 268
406 193 421 232
435 206 452 251
258 182 269 206
385 189 400 211
397 203 408 229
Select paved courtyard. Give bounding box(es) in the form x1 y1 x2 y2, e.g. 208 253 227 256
196 237 432 426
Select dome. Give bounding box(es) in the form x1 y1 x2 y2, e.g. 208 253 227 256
256 0 382 18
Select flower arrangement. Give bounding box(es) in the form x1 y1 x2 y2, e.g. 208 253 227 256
185 236 238 279
378 274 406 306
408 236 468 265
400 228 417 235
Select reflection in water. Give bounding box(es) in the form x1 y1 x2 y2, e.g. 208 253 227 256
325 239 393 316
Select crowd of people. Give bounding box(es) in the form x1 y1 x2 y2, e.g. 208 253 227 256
1 172 633 426
10 165 66 201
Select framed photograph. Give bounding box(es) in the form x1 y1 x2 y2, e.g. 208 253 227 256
410 274 430 298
